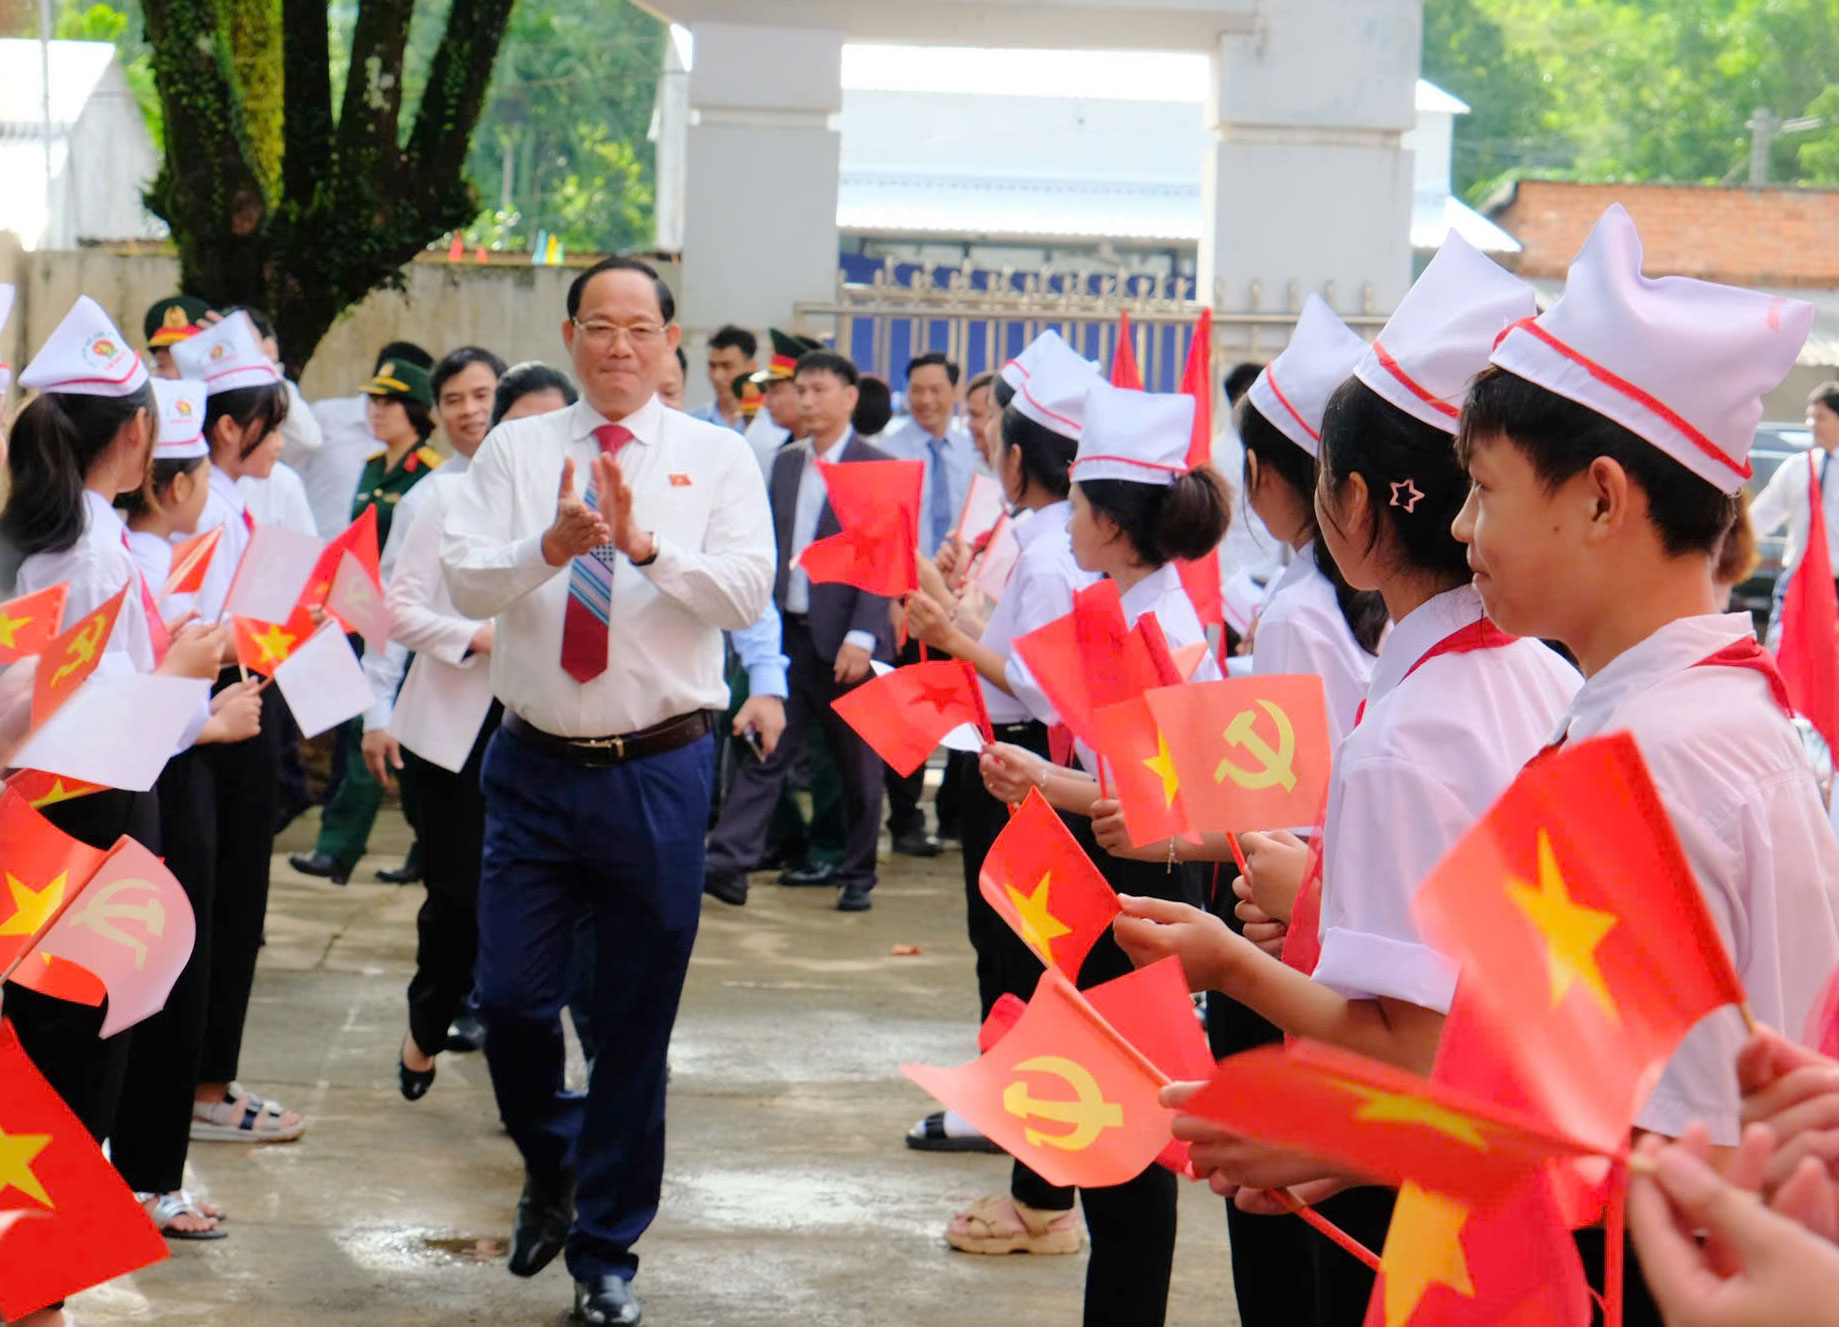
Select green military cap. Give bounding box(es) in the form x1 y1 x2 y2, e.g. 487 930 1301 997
361 357 433 408
144 295 214 349
749 328 823 384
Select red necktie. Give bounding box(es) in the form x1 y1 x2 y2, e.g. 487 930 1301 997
559 424 633 684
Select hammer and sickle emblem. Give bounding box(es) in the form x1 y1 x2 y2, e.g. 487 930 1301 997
1213 700 1297 792
48 618 105 689
1001 1055 1125 1151
65 877 165 970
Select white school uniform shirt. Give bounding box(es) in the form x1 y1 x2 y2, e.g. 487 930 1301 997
1312 583 1581 1013
239 460 317 537
1750 447 1839 580
123 528 211 748
978 501 1100 726
17 491 159 678
1251 543 1377 748
183 467 254 623
441 393 775 738
1556 612 1839 1143
301 395 377 536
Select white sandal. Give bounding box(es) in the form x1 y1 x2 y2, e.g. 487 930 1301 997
139 1190 228 1241
190 1083 307 1143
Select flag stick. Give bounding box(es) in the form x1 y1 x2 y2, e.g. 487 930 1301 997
1605 1159 1626 1327
1739 1000 1758 1036
1268 1189 1380 1271
1226 832 1250 878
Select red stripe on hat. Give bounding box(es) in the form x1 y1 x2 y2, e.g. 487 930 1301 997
1072 453 1187 476
1019 380 1080 432
1263 369 1320 442
1509 319 1749 481
1371 340 1461 419
201 362 280 387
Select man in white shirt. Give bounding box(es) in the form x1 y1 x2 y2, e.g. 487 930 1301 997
300 341 433 537
440 257 773 1327
1751 381 1839 643
701 351 896 912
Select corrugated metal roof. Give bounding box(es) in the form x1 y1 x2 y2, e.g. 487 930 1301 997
1414 194 1522 255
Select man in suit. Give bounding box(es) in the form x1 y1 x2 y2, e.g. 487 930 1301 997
702 349 894 913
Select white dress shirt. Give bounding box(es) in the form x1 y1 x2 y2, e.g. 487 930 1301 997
441 394 775 737
744 410 791 478
182 467 255 623
301 395 377 536
977 501 1098 726
19 491 159 677
1313 584 1581 1014
1252 544 1378 747
1557 612 1839 1143
878 415 977 553
240 461 318 537
1751 447 1839 578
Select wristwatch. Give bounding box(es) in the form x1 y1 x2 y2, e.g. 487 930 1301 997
630 531 660 567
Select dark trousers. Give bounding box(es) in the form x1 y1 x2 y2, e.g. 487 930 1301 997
884 639 929 837
1577 1227 1665 1327
404 703 502 1057
476 722 714 1282
1308 1186 1395 1326
314 716 382 871
704 618 884 892
199 665 283 1084
936 749 974 840
113 749 217 1194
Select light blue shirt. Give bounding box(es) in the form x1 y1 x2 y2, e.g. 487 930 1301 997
690 401 746 434
731 601 788 699
784 428 878 657
878 415 978 556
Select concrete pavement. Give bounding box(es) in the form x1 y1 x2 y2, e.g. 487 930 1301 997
71 809 1239 1326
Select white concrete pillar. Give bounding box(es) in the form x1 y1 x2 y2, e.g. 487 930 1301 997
678 21 842 337
1200 0 1419 322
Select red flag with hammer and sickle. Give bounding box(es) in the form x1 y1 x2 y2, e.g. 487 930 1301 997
7 836 194 1037
1143 674 1332 832
902 967 1175 1188
30 586 126 728
0 583 68 665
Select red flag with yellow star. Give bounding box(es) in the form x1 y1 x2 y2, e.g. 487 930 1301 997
979 788 1121 979
830 659 991 776
1181 1038 1599 1206
1091 695 1197 847
797 458 923 596
0 788 109 981
159 526 223 601
4 770 105 812
1411 732 1745 1152
232 605 314 676
901 967 1175 1188
30 585 126 728
1362 1175 1589 1327
0 1019 168 1320
1143 675 1333 832
0 583 68 665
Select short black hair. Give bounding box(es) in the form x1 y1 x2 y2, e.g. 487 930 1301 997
1078 469 1231 567
992 375 1016 409
377 341 433 372
566 255 675 325
1223 362 1264 406
675 345 688 371
491 362 579 426
1460 366 1737 557
431 346 507 401
907 352 960 387
709 325 758 359
1810 380 1839 416
794 349 859 388
1320 377 1469 580
853 376 893 436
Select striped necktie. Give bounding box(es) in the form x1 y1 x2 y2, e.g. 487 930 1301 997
559 423 633 684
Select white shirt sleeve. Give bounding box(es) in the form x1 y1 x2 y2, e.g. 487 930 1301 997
278 379 324 468
361 639 408 732
1748 450 1805 538
388 489 482 666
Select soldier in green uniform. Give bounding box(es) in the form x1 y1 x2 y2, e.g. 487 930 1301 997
289 360 442 884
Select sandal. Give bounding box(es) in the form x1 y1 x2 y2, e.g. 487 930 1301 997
906 1110 1003 1154
190 1083 307 1143
945 1194 1083 1256
140 1191 228 1241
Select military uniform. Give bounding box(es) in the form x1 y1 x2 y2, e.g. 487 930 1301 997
352 441 444 547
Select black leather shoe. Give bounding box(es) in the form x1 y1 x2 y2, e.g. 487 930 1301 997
837 882 873 912
398 1043 435 1102
778 861 837 887
574 1274 642 1325
756 840 808 873
508 1169 575 1278
376 859 422 885
445 1012 485 1053
891 831 942 858
702 875 747 907
288 851 350 885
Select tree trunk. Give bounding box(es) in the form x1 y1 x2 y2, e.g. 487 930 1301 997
218 0 284 195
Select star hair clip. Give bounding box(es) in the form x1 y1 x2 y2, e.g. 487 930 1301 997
1390 479 1425 514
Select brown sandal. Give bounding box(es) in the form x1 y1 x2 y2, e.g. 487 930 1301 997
945 1194 1083 1255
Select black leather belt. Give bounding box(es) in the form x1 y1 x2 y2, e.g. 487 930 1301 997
503 710 710 767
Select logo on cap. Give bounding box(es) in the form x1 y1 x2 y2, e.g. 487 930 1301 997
378 361 395 378
209 342 229 362
175 398 195 417
84 334 119 366
162 306 189 330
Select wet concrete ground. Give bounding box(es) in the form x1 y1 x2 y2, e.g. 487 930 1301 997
72 809 1237 1325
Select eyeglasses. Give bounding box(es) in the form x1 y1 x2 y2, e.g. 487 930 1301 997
572 319 667 349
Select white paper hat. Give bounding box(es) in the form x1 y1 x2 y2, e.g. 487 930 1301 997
1246 295 1369 457
19 295 149 399
1490 204 1811 494
171 310 281 395
1010 332 1102 439
1073 379 1195 487
1353 234 1536 436
151 377 208 460
1002 328 1075 391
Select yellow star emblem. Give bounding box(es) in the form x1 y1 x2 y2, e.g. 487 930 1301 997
1381 1182 1473 1327
1142 732 1180 808
0 609 30 649
1506 830 1620 1019
1325 1078 1491 1151
0 1126 53 1208
251 623 296 667
1004 872 1073 965
0 872 66 938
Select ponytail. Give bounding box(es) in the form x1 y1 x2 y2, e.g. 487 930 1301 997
1239 398 1387 654
1078 466 1232 568
2 385 153 556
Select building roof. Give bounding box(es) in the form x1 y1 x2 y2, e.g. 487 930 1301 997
1413 193 1522 255
0 40 118 135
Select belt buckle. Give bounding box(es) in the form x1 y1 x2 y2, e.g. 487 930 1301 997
577 734 626 759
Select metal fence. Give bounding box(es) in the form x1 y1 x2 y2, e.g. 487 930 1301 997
796 259 1389 393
